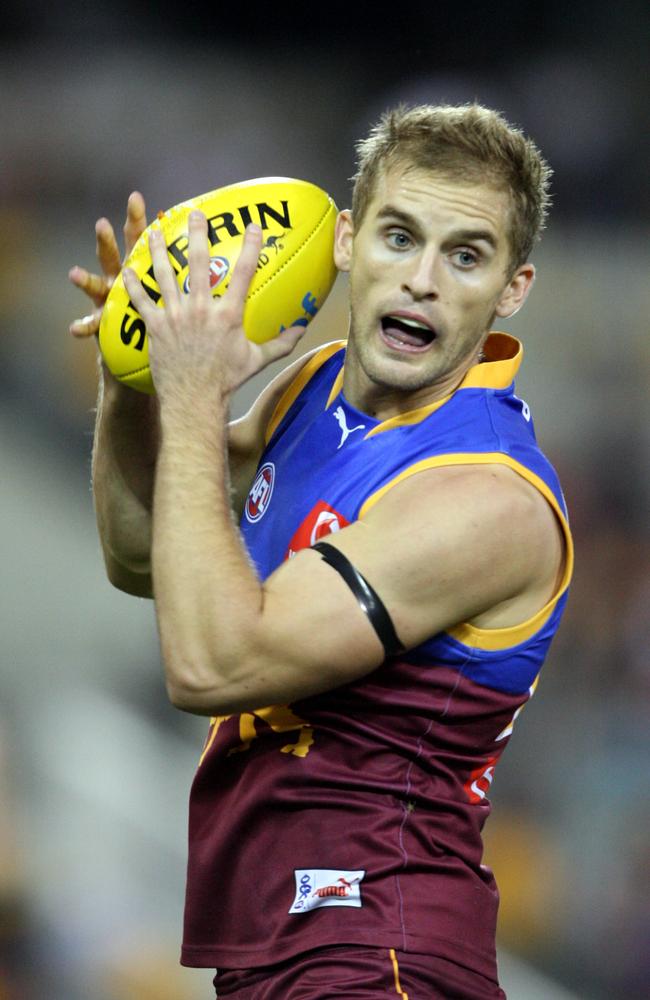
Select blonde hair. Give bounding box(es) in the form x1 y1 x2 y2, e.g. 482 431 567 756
352 103 552 270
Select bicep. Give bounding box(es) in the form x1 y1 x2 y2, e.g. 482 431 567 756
348 464 562 645
253 465 562 689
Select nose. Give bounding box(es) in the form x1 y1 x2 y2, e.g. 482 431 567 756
401 247 439 300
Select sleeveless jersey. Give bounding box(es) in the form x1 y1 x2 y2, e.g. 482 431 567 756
181 333 573 978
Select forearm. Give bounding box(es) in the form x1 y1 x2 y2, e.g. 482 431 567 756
152 396 384 716
152 396 265 712
92 365 159 576
123 213 312 700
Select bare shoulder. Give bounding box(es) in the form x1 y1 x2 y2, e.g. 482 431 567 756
332 462 566 642
365 464 555 536
364 461 561 558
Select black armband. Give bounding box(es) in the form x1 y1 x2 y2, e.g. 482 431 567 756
312 541 404 659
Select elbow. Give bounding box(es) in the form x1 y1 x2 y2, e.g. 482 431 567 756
162 642 270 716
163 647 215 712
165 678 215 715
162 651 244 716
164 676 249 717
104 551 153 598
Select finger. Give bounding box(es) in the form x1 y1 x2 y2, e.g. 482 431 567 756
124 191 147 257
95 218 122 279
122 267 157 320
226 224 263 312
69 311 100 339
259 325 307 365
187 211 211 300
68 265 112 307
148 228 180 308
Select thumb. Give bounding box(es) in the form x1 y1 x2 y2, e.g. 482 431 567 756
259 324 307 364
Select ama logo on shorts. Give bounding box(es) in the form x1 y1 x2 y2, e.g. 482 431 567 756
245 462 275 523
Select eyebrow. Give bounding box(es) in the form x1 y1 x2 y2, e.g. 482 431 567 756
446 228 498 250
375 207 498 251
376 206 421 229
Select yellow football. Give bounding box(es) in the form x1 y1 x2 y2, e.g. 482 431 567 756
98 177 338 394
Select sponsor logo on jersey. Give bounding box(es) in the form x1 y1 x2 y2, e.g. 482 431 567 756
309 509 343 545
464 755 499 804
183 255 230 293
333 405 366 449
245 462 275 523
289 869 365 913
285 500 350 559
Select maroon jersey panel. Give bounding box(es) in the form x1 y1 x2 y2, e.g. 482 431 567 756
182 661 526 976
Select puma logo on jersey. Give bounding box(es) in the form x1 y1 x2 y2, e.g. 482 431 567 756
333 405 366 449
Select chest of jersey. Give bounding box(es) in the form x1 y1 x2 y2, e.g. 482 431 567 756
241 390 384 576
239 349 548 582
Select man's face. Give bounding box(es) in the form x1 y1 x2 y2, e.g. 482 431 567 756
335 163 534 410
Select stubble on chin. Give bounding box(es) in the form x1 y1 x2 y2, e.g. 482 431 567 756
348 330 449 397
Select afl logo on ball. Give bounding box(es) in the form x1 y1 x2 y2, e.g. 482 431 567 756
183 256 230 293
245 463 275 523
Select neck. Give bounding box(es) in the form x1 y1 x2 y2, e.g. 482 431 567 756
341 343 484 421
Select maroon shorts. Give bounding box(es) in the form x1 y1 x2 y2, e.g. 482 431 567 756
213 944 506 999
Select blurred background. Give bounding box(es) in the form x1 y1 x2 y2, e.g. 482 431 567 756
1 2 648 998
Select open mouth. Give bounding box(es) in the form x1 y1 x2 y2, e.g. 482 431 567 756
380 314 436 352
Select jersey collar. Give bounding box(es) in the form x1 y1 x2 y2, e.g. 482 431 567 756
350 332 523 437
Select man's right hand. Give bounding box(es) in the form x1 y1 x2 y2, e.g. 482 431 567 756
68 191 148 340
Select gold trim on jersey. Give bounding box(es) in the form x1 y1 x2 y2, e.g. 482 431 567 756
359 452 574 652
364 395 451 437
457 331 522 388
389 949 410 999
264 341 346 445
365 333 522 438
325 366 346 408
264 332 522 445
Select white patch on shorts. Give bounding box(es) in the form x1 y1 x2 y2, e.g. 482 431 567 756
289 869 365 913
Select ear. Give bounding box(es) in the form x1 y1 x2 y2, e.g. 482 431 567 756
333 210 354 273
494 263 536 319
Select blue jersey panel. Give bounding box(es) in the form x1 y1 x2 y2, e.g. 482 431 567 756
240 336 571 696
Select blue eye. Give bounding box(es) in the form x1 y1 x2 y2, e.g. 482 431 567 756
387 230 412 249
454 250 478 267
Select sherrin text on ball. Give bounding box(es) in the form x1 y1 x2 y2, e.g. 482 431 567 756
99 177 338 394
